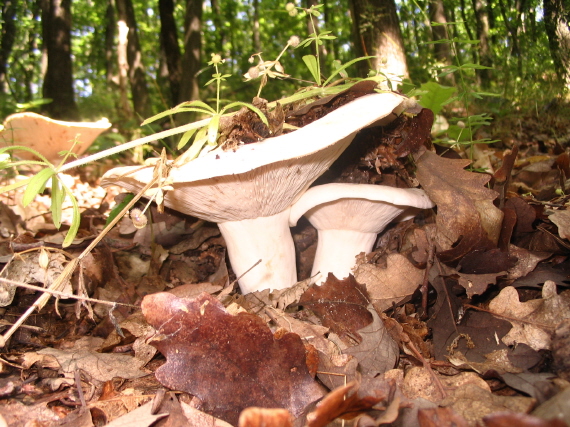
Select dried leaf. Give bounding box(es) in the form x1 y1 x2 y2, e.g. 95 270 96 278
305 381 385 427
300 275 372 342
549 210 570 240
344 308 399 377
238 407 293 427
416 150 504 262
354 253 424 312
488 281 570 350
141 292 323 425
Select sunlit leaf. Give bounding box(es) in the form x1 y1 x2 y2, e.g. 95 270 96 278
50 175 65 228
22 168 55 207
302 55 320 85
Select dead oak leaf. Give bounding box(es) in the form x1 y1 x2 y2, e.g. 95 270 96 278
299 274 372 343
416 150 504 262
354 253 424 312
343 308 399 377
488 281 570 351
141 292 323 425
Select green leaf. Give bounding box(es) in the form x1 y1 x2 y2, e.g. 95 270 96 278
105 193 135 226
302 55 321 85
62 190 80 248
177 127 198 150
418 82 456 115
184 130 208 161
323 56 375 86
0 145 51 165
208 114 221 144
222 102 269 127
0 176 33 194
22 168 55 207
459 63 494 70
50 175 65 228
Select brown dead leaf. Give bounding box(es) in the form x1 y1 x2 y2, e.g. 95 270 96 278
483 412 569 427
299 274 372 343
418 407 469 427
141 292 324 425
416 150 504 262
354 253 424 312
488 281 570 350
549 210 570 240
238 407 293 427
343 307 399 377
305 381 385 427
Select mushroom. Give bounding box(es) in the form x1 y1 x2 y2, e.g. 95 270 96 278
101 92 406 294
289 183 434 284
0 112 111 164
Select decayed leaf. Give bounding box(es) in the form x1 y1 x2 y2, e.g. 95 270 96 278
354 253 424 312
141 292 324 425
104 400 168 427
416 150 504 262
238 407 293 427
299 274 372 343
483 412 568 427
35 337 146 382
305 381 385 427
549 210 570 240
418 407 469 427
343 308 399 377
488 281 570 350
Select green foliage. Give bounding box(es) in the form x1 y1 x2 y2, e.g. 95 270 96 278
0 144 81 247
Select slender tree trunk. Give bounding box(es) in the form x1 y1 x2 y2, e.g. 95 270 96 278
179 0 202 104
105 0 116 85
544 0 570 91
428 0 455 85
472 0 492 87
210 0 227 53
117 21 133 120
349 0 409 83
159 0 182 106
40 0 79 120
252 0 261 52
116 0 151 119
0 1 16 95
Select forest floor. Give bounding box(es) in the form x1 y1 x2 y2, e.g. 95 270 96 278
0 93 569 427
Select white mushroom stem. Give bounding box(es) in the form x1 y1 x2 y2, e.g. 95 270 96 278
218 209 296 294
311 229 378 285
289 183 435 285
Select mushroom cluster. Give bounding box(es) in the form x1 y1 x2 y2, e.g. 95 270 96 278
102 92 434 294
0 112 111 164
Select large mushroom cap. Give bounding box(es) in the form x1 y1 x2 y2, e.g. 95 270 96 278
101 92 405 222
289 183 435 231
0 112 111 163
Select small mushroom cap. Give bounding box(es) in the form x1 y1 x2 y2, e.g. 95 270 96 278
0 112 111 163
102 92 405 223
289 183 435 232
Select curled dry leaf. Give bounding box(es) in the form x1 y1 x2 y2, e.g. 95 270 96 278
141 292 324 425
549 210 570 240
416 150 504 262
305 381 385 427
354 253 424 312
488 281 570 351
238 407 293 427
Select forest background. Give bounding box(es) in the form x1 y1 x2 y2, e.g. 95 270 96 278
0 0 569 147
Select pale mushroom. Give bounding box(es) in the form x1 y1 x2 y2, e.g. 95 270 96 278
289 183 434 284
101 92 406 294
0 112 111 163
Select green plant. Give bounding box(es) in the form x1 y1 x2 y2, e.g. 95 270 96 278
0 141 82 247
410 22 500 155
141 54 269 163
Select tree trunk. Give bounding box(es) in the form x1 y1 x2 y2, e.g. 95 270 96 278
179 0 202 104
40 0 79 120
472 0 492 87
0 1 16 95
252 0 261 53
116 0 151 119
159 0 182 106
544 0 570 90
349 0 409 84
105 0 116 86
428 0 455 85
